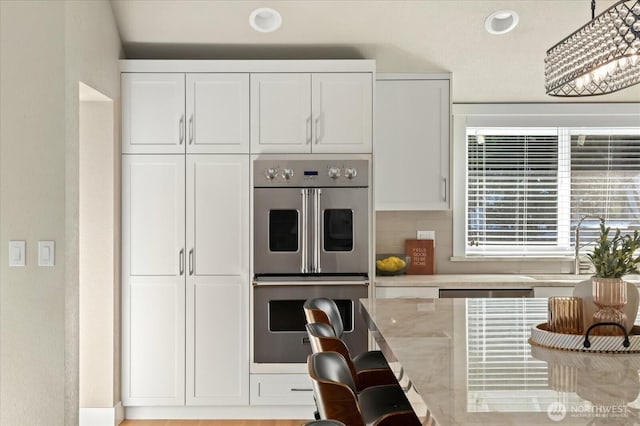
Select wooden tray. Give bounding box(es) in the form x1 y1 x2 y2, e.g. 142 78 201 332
529 323 640 353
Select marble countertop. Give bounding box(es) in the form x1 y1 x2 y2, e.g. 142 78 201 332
375 274 640 288
360 297 640 425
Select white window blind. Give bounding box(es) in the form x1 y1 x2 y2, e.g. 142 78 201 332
467 129 559 254
570 131 640 244
466 127 640 256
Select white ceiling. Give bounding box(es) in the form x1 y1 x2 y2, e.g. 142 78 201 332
109 0 640 103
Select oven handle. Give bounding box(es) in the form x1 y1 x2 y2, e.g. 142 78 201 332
301 188 309 274
252 280 369 287
313 188 322 273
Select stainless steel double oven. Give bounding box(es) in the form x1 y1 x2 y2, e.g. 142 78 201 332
253 158 370 363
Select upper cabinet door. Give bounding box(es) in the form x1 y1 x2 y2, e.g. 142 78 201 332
250 73 312 153
311 73 372 153
375 77 450 210
186 74 250 154
122 73 186 154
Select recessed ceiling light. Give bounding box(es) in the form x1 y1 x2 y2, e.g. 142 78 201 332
484 10 519 35
249 8 282 33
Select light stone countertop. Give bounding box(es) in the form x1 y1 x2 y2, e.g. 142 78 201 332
360 297 640 426
374 274 640 288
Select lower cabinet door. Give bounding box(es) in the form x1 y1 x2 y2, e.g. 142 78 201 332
376 286 440 299
186 276 249 405
250 374 316 406
123 277 186 406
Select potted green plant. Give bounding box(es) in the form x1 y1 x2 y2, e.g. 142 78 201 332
587 220 640 278
586 220 640 336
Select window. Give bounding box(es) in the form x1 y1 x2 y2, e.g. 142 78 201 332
452 104 640 258
466 128 640 255
570 131 640 243
467 129 560 253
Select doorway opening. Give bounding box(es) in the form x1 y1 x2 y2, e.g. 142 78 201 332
78 81 121 424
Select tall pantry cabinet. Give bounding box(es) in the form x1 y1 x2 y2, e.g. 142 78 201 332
120 60 375 415
121 70 249 406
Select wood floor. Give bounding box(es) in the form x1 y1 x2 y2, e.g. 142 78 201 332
121 421 310 426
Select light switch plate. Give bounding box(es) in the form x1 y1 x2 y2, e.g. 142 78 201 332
38 241 55 267
9 240 26 267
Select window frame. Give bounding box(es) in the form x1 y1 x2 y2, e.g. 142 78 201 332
452 103 640 260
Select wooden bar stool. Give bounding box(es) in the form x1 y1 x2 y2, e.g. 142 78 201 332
308 351 421 426
303 297 395 373
306 322 397 390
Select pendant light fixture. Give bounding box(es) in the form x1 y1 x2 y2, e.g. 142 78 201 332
545 0 640 97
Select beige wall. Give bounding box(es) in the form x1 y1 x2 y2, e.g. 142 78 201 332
1 2 67 424
376 211 572 274
0 1 122 425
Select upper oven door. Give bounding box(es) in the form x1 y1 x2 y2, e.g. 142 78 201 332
317 187 369 275
254 187 307 275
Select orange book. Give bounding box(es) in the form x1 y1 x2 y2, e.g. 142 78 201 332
405 239 435 275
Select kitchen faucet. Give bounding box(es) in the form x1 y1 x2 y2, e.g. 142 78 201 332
574 214 604 275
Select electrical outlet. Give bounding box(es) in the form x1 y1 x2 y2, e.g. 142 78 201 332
417 230 435 240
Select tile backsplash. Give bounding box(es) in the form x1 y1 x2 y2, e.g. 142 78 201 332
375 211 573 274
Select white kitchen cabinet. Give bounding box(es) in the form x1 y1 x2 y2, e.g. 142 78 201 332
122 73 186 154
249 374 315 406
187 277 248 405
375 286 440 299
250 73 372 153
122 154 249 407
186 74 250 153
533 286 574 298
122 73 250 154
375 75 450 210
122 155 186 406
185 155 249 405
250 73 311 153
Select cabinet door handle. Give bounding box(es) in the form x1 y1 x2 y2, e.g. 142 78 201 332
188 115 194 144
306 116 311 144
290 388 313 392
179 248 184 275
179 115 184 144
189 249 194 275
314 117 320 144
442 177 447 202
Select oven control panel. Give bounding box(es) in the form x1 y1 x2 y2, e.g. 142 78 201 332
254 159 369 187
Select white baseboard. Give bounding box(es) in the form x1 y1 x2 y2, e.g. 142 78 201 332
125 405 316 420
80 402 124 426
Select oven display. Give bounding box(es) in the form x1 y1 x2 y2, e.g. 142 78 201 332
303 170 318 176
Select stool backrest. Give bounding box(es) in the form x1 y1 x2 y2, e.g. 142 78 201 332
303 297 344 337
306 323 359 386
308 351 364 426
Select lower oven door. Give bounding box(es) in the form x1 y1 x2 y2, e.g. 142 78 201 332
253 281 368 363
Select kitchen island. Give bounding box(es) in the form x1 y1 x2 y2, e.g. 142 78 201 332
360 297 640 425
